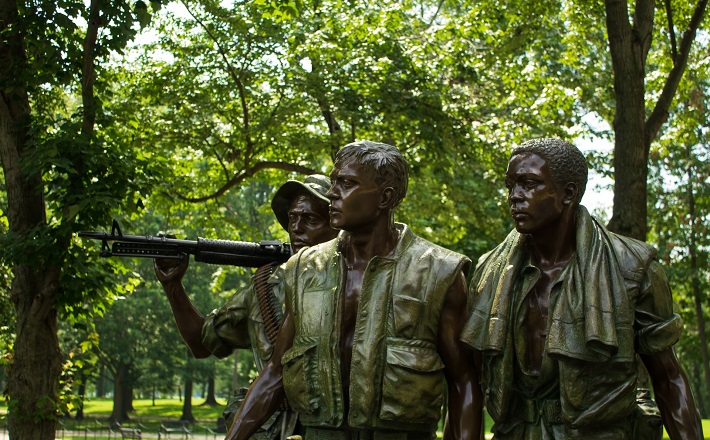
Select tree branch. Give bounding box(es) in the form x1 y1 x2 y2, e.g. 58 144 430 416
181 1 254 159
633 0 655 62
645 0 708 145
663 0 678 60
81 0 101 140
605 0 633 74
169 161 318 202
426 0 446 28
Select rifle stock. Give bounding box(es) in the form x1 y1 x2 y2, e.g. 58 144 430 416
79 220 292 268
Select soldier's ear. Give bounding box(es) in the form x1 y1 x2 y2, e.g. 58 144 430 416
563 183 578 205
380 187 396 210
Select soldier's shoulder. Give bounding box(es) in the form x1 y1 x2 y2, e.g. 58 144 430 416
607 231 658 278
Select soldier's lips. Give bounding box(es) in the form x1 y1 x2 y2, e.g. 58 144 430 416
510 210 528 220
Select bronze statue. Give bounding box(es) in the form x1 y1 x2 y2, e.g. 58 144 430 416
461 138 703 439
154 174 338 439
225 141 480 440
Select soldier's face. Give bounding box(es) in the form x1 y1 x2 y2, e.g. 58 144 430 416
287 194 338 252
505 153 566 235
327 160 381 232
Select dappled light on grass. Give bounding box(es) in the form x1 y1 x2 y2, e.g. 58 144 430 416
80 397 226 421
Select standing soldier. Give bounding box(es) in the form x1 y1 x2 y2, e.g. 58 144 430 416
155 174 339 440
462 138 702 439
225 141 479 440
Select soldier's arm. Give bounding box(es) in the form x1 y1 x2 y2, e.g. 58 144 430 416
635 261 703 440
438 271 483 440
225 304 296 440
154 258 211 358
641 348 703 440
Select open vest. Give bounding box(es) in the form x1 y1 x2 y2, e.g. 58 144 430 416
280 224 470 432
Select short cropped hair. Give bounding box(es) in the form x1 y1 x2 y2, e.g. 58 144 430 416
511 138 588 203
334 140 409 207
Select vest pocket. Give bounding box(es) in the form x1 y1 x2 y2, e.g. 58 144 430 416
557 358 636 427
379 340 445 423
392 295 424 339
282 338 319 414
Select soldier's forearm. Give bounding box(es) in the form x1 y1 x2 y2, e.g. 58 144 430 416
161 282 211 358
654 375 703 440
225 362 286 440
641 350 703 440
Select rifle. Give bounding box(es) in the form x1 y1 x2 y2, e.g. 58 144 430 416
79 220 292 268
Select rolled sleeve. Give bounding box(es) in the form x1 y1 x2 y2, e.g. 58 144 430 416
634 261 683 354
201 283 253 358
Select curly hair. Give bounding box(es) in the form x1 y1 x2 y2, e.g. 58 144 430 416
511 138 588 203
334 140 409 207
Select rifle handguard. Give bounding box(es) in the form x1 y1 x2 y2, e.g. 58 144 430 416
79 220 292 268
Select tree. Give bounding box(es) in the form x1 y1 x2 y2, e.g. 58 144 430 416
91 234 195 424
116 0 585 260
0 1 164 437
647 62 710 415
57 317 102 420
0 186 14 397
650 139 710 415
201 370 220 406
91 262 143 423
179 349 196 422
605 0 708 240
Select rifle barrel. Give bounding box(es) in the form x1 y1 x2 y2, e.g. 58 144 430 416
78 224 292 268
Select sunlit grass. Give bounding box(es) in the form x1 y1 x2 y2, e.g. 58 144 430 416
80 397 227 421
0 397 227 438
663 419 710 439
2 399 710 439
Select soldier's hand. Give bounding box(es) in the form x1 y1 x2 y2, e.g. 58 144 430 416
154 255 189 284
153 233 189 284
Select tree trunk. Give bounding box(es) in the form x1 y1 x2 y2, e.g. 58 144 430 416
690 365 706 416
96 363 107 397
181 377 195 422
202 375 220 406
604 0 653 241
75 373 87 420
0 2 63 439
110 363 131 425
605 0 708 240
232 350 239 393
6 268 62 439
124 374 135 413
181 347 195 421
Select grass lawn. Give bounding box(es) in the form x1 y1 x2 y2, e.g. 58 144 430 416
0 397 228 439
665 419 710 440
2 399 710 439
80 397 228 421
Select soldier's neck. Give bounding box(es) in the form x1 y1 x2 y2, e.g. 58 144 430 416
530 208 577 271
343 220 399 270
